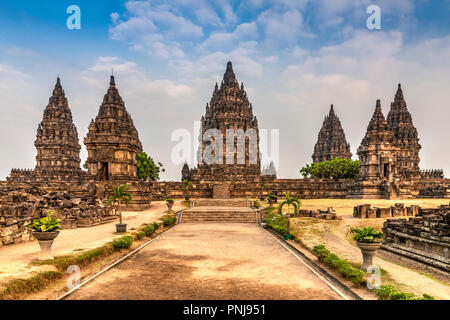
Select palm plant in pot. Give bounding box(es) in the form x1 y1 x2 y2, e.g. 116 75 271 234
166 198 174 211
278 193 301 239
350 227 383 271
27 209 61 260
109 184 132 233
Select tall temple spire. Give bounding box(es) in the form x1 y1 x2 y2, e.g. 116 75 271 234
189 61 261 183
312 104 351 163
394 83 404 102
357 99 400 180
223 61 237 85
110 74 116 87
387 83 421 178
84 76 142 181
34 77 82 176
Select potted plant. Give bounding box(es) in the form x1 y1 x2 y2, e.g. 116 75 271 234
350 227 383 271
183 179 193 201
109 184 132 233
166 198 174 211
27 209 61 260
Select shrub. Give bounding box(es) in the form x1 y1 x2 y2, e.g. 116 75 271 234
253 200 261 209
312 245 366 286
161 216 177 227
166 198 174 204
136 231 146 240
373 285 435 300
142 222 160 237
112 235 133 250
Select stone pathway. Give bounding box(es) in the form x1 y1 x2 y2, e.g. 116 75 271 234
67 223 342 300
0 201 182 282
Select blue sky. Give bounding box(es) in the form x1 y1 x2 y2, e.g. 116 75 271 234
0 0 449 180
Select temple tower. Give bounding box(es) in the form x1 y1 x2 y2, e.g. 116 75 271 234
386 84 421 178
84 76 142 181
190 61 261 183
357 100 400 180
312 104 352 163
34 77 82 178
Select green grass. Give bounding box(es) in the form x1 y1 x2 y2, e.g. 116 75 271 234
0 271 63 300
373 284 435 300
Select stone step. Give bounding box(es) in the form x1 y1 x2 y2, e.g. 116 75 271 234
191 199 251 208
180 211 257 223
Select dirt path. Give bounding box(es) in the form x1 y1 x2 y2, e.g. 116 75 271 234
0 201 183 283
67 223 342 300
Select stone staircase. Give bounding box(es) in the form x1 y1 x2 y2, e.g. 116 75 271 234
191 199 251 208
179 199 258 223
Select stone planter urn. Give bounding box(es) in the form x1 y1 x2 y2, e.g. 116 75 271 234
166 203 174 211
116 223 127 233
357 242 382 271
32 231 60 260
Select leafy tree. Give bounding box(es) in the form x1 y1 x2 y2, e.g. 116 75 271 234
82 161 88 170
108 184 132 226
300 158 359 179
136 152 165 181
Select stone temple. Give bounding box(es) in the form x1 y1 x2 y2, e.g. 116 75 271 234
189 62 261 184
357 99 401 180
386 84 421 179
312 104 352 163
84 75 142 181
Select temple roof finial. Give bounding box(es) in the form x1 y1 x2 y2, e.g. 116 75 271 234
110 74 115 87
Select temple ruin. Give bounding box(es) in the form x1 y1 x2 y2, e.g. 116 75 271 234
1 62 450 247
312 104 352 163
84 75 143 181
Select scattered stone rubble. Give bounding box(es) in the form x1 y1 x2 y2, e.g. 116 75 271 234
298 207 342 220
354 203 420 219
382 204 450 271
0 185 116 246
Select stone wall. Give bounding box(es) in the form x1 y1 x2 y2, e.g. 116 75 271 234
382 205 450 271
